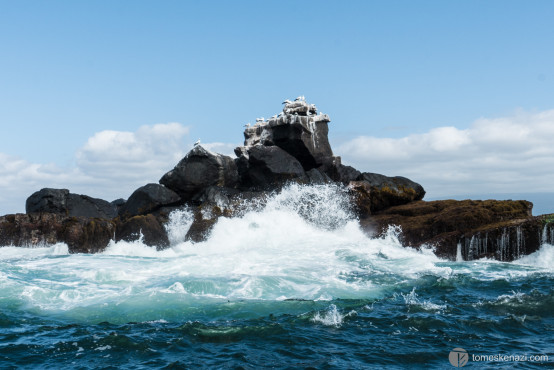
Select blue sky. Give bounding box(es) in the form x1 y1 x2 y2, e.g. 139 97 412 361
1 1 554 214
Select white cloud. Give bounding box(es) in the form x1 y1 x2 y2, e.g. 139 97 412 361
337 109 554 198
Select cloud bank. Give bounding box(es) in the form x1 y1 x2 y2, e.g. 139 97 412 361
0 123 192 214
337 109 554 198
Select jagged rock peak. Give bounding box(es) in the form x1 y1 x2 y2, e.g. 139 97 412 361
159 144 239 201
240 97 334 171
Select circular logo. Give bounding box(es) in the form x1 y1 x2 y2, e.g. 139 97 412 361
449 348 468 367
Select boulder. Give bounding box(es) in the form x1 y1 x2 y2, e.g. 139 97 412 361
0 213 115 253
115 214 170 249
353 173 425 213
119 183 181 218
191 186 240 209
325 161 361 184
236 145 307 188
26 188 117 219
306 168 332 184
160 145 239 200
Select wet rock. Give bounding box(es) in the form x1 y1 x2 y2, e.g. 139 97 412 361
0 213 115 253
119 183 181 218
306 168 332 184
236 145 307 189
348 181 372 218
26 188 117 219
185 205 223 243
361 199 538 261
115 214 169 249
160 145 239 201
192 186 240 209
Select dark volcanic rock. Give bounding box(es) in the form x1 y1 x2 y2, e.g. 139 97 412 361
120 183 181 218
111 198 126 214
185 205 222 243
192 186 240 209
26 188 117 219
160 145 239 200
243 110 334 170
236 145 307 188
0 213 115 253
353 173 425 213
115 214 169 249
306 168 332 184
360 199 543 261
326 162 361 184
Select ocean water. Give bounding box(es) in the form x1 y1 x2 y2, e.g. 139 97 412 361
0 184 552 369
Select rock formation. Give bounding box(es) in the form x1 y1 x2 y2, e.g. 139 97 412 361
26 188 117 219
1 97 551 261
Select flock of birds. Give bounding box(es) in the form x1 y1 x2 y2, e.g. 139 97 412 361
195 96 313 146
244 96 310 128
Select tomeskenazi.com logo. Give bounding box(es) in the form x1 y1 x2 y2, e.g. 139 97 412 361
449 348 469 367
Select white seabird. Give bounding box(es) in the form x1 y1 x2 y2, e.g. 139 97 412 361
282 99 292 105
194 139 201 146
255 117 264 122
244 123 251 128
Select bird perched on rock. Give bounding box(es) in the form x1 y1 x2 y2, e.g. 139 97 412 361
294 95 305 101
282 99 292 105
194 139 201 146
244 123 251 128
255 117 264 122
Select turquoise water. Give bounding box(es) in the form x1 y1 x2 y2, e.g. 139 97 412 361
1 185 553 368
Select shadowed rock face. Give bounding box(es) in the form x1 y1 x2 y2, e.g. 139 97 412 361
242 113 334 171
119 183 181 218
160 145 239 201
235 145 308 189
115 214 169 249
26 188 117 219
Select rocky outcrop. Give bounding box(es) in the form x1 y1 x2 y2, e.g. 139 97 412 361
0 213 115 253
241 98 334 170
115 214 169 249
3 97 548 261
26 188 117 219
235 145 308 188
352 173 426 214
119 183 181 218
360 199 546 261
160 145 239 201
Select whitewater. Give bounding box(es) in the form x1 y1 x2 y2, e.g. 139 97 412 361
1 184 552 368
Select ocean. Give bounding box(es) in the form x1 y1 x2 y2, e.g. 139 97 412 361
0 184 552 369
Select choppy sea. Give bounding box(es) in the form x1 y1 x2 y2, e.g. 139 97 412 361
1 185 552 368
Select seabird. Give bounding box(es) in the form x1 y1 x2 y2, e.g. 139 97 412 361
282 99 292 105
294 95 306 101
244 123 251 128
194 139 201 146
256 117 264 122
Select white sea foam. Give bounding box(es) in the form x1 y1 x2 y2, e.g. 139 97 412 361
515 243 554 270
